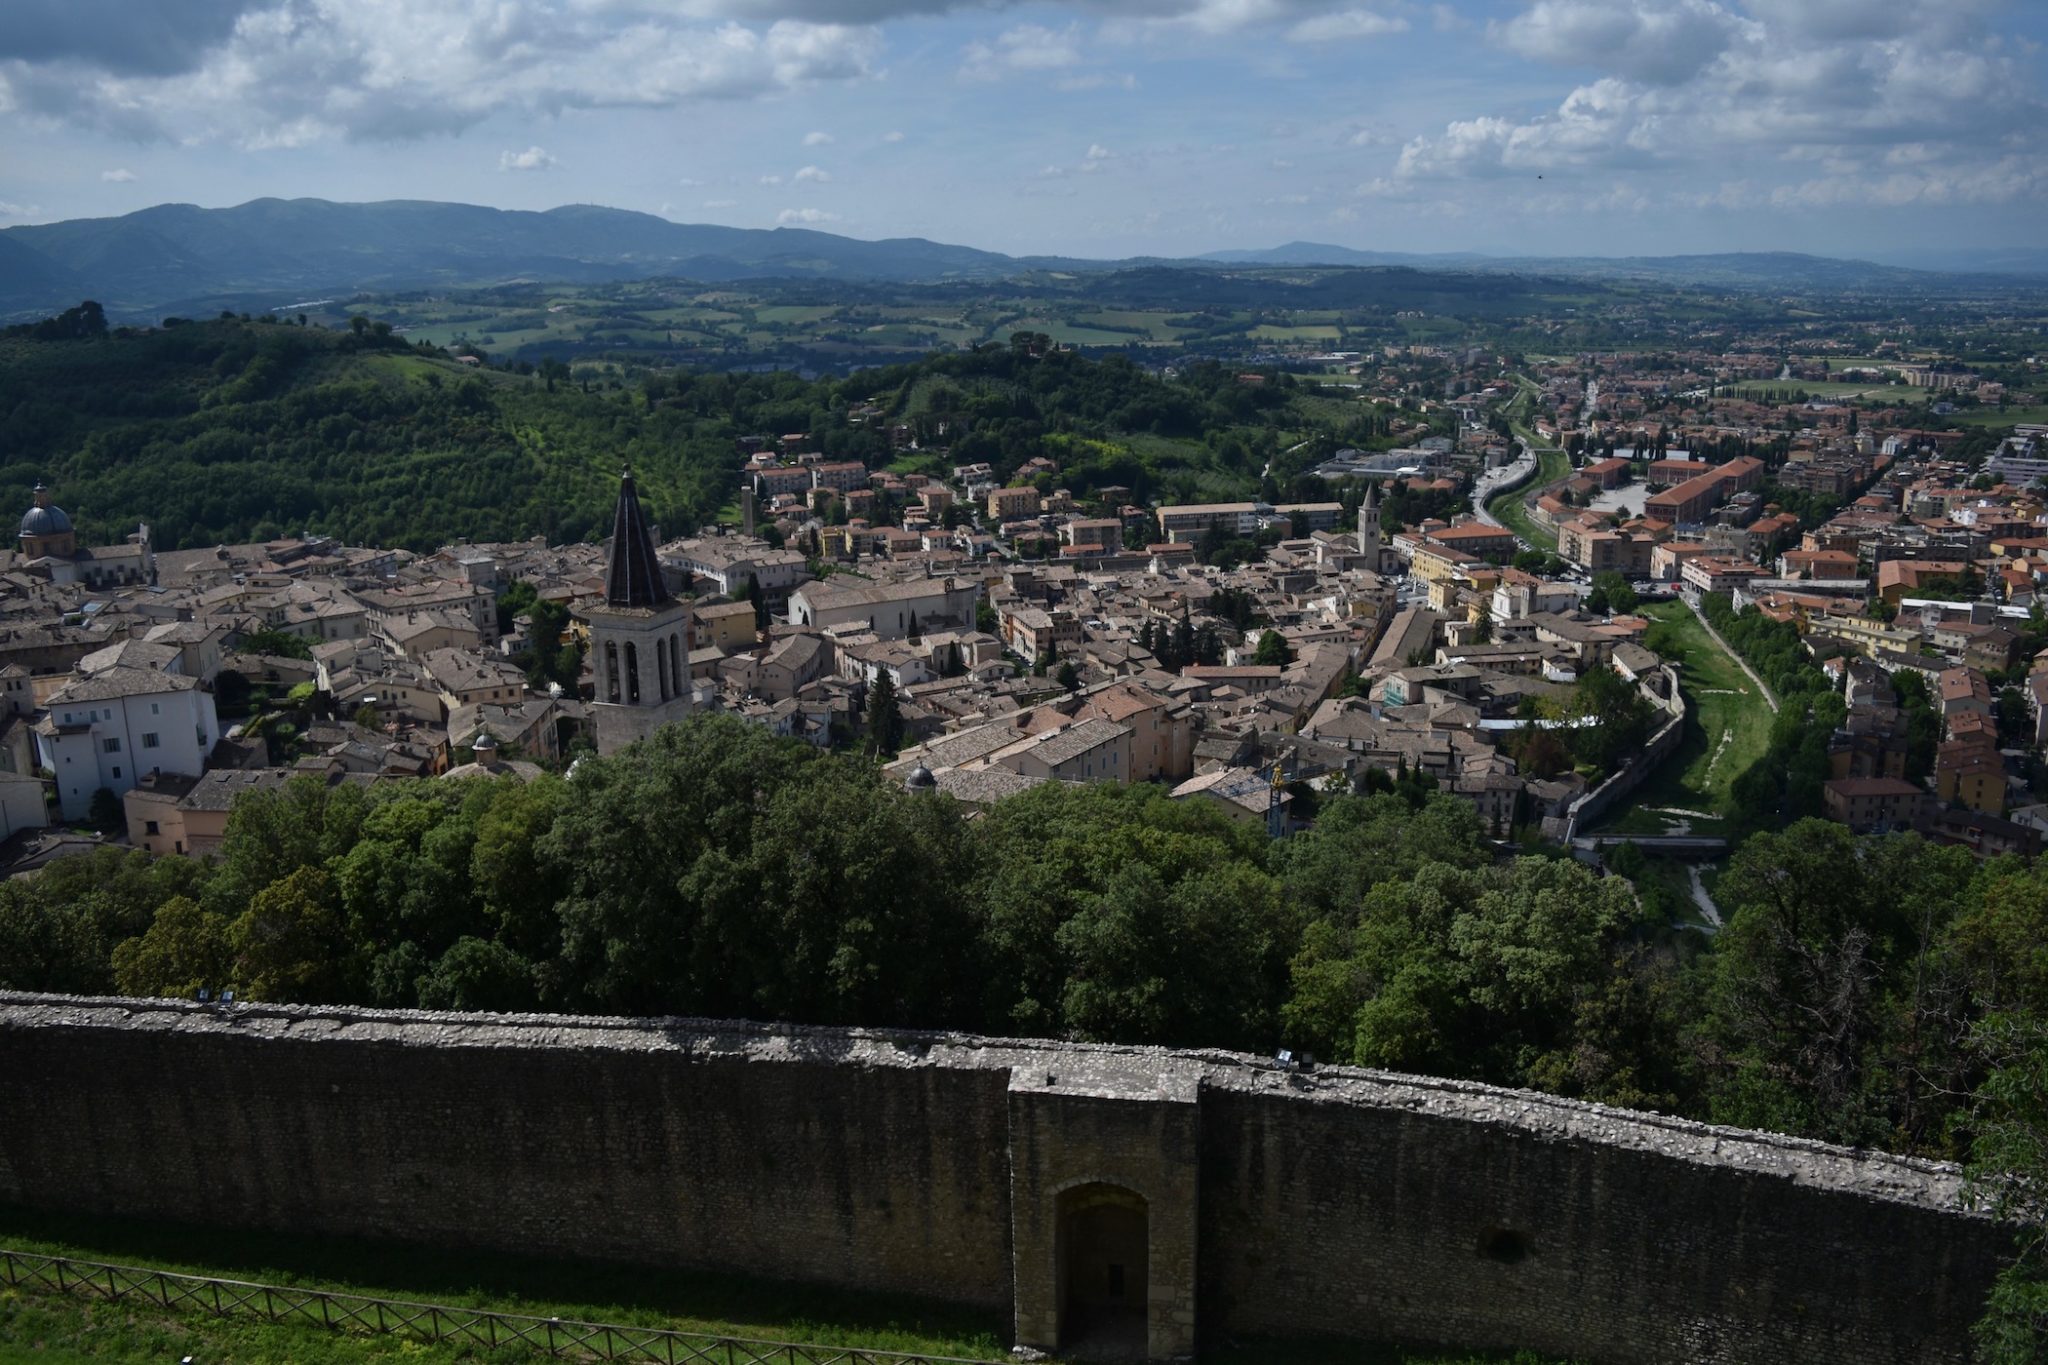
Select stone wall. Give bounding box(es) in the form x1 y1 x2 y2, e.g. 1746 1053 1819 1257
0 994 2009 1363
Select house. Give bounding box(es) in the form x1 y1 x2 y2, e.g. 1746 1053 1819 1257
988 487 1041 521
693 600 761 655
788 577 981 640
1074 683 1193 783
35 666 220 822
1822 776 1928 833
989 717 1132 783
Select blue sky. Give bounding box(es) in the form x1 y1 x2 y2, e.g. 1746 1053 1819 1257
3 0 2045 261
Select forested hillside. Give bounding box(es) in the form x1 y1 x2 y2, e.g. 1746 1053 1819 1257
0 314 1381 552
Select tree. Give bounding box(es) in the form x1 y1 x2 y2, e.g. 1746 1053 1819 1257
1700 822 1975 1147
416 937 539 1012
1057 660 1081 692
238 628 314 661
745 574 769 631
87 787 124 832
230 866 349 1003
1590 571 1638 616
1281 856 1650 1102
112 896 233 999
1965 1009 2048 1360
864 671 904 757
1252 630 1294 667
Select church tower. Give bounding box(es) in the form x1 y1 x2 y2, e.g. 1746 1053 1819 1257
1357 482 1382 570
584 468 693 756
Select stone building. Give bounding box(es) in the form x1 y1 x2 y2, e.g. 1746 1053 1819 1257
583 469 693 756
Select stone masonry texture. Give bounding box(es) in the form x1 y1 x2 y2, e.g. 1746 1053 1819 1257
0 993 2011 1363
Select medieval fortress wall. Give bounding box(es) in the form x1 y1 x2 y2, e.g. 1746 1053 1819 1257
0 994 2008 1363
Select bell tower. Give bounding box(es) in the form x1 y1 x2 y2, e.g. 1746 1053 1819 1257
1357 481 1381 570
583 468 693 756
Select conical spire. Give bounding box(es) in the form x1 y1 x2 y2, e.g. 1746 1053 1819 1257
604 466 670 609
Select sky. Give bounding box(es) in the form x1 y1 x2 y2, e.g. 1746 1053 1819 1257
2 0 2045 262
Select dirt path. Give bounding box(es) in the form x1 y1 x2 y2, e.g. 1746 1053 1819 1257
1686 596 1779 713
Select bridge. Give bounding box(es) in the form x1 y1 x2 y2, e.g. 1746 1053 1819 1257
1572 833 1731 861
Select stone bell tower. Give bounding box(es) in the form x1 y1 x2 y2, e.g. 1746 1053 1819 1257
1357 480 1381 570
584 468 692 756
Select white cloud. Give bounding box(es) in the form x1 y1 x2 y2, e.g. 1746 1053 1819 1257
793 163 831 182
881 129 904 142
678 176 704 185
99 167 137 182
777 206 840 223
961 22 1082 80
1287 8 1407 43
1493 0 1748 87
0 201 40 219
1391 0 2048 209
758 173 784 184
802 129 834 145
0 5 886 146
1053 71 1137 91
499 145 556 171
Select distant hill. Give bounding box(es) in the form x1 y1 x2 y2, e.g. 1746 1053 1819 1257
1201 244 1960 291
1874 247 2048 277
0 198 1040 318
2 197 2040 320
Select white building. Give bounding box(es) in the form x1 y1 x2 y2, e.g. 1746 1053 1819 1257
787 576 981 640
35 666 219 821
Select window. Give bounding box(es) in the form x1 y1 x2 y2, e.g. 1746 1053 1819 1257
144 821 159 835
102 738 121 754
143 733 160 749
151 702 160 715
111 766 121 780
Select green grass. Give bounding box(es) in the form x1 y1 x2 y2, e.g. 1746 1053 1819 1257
1595 601 1772 835
1485 447 1569 551
0 1207 1003 1361
1248 324 1341 342
1728 381 1935 402
1949 404 2048 427
0 1208 1575 1365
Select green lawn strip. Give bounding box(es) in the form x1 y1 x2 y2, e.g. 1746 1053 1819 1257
2 1290 524 1364
0 1208 1581 1365
1594 603 1768 833
1485 446 1569 551
0 1206 1002 1360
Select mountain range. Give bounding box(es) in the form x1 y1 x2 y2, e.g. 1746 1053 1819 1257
2 198 2042 320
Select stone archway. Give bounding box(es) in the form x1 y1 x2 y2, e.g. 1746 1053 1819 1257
1057 1182 1149 1359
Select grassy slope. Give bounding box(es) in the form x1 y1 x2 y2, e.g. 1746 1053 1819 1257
0 1208 1572 1365
1486 447 1569 551
1595 600 1773 837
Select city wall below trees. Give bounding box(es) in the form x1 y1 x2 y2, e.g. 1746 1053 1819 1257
0 993 2004 1364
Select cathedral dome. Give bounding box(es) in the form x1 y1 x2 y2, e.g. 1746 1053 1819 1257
20 485 71 539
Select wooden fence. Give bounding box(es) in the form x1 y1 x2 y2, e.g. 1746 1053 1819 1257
0 1248 1004 1365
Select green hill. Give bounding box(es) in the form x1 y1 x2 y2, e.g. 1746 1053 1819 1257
0 315 1389 554
0 319 764 552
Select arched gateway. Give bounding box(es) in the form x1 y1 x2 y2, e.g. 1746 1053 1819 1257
1058 1183 1149 1356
